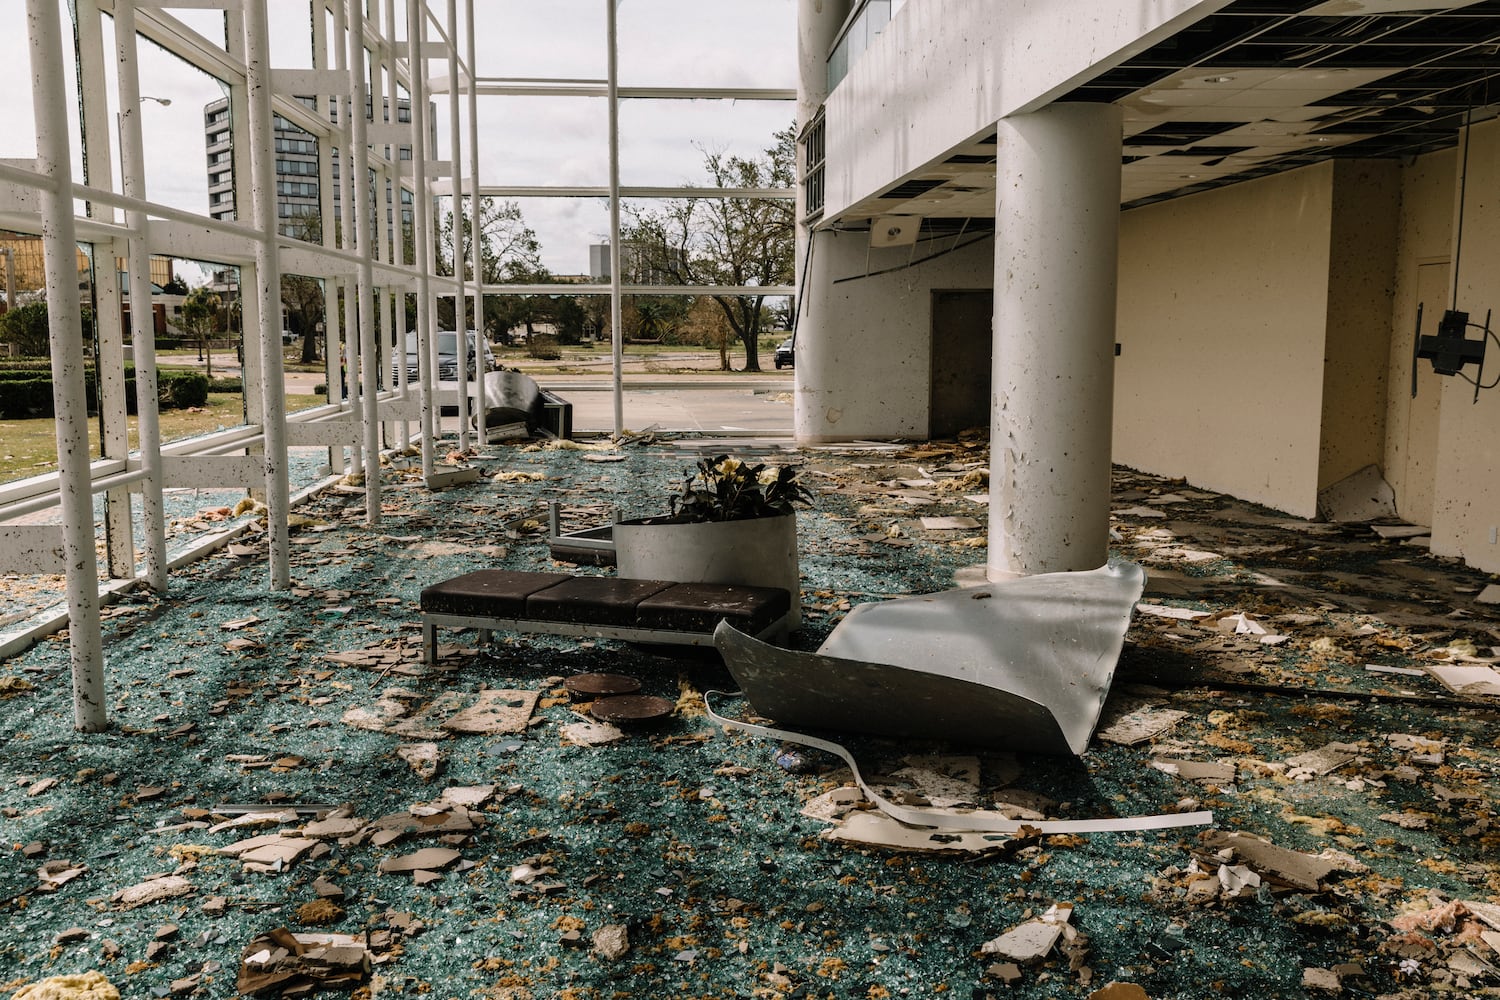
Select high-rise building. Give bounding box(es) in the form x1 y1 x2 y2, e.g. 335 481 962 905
203 95 417 239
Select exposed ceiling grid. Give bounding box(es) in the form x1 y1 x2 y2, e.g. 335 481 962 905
838 0 1500 225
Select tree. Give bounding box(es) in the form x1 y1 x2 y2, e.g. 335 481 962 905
282 212 327 363
622 125 795 371
0 301 52 356
160 274 190 295
181 286 221 377
435 198 548 336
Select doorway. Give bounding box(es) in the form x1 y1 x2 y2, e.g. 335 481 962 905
929 290 993 439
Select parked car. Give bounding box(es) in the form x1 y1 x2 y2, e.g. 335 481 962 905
391 329 494 383
774 337 795 369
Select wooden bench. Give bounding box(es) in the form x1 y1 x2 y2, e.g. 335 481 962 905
419 569 793 664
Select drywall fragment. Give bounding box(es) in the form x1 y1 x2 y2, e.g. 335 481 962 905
379 847 461 874
1365 664 1425 677
1370 524 1430 540
986 962 1023 984
207 810 298 834
593 924 630 962
1134 603 1211 621
1317 465 1395 523
1378 812 1431 830
1114 506 1167 519
559 719 627 747
1217 864 1261 899
441 688 540 734
823 810 1018 853
919 515 980 530
110 874 193 910
1476 583 1500 604
1424 663 1500 697
1196 831 1346 892
1302 967 1341 992
396 743 440 781
800 786 865 823
1096 699 1189 746
1285 742 1361 778
1088 984 1150 1000
1218 612 1267 635
37 860 88 891
220 835 320 873
887 755 981 807
437 785 497 808
1151 759 1236 785
980 904 1072 964
237 926 371 996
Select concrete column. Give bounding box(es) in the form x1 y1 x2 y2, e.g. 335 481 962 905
989 103 1122 578
445 0 471 451
465 0 487 444
407 0 437 477
350 0 382 522
74 1 134 579
115 4 169 593
792 0 851 443
243 0 292 590
28 0 106 731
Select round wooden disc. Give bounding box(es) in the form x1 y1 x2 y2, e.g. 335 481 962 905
564 673 642 698
590 694 675 723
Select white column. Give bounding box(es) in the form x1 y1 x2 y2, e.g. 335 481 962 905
407 0 437 477
75 0 134 579
114 5 168 593
349 0 382 522
465 0 486 444
28 0 106 731
606 0 624 436
792 0 850 445
989 103 1122 578
445 0 471 450
243 0 292 590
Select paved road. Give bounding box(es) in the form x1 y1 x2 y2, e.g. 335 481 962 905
167 352 796 436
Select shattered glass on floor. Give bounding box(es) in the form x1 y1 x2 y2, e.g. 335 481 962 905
2 432 1498 999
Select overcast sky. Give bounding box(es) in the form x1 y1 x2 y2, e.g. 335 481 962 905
0 0 795 280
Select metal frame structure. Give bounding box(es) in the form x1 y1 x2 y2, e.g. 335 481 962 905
0 0 794 731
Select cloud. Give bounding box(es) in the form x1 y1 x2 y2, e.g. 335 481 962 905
0 0 795 276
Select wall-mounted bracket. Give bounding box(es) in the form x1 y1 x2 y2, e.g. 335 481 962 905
1413 304 1495 403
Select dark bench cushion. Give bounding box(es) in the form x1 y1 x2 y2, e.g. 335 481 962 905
421 570 572 618
524 576 675 627
635 583 791 635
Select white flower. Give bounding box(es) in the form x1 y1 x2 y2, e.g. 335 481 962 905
715 457 741 477
758 467 780 486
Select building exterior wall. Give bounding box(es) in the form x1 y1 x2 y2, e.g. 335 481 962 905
1430 118 1500 573
1384 147 1455 527
794 228 992 441
1113 165 1335 518
1318 159 1400 492
818 0 1220 218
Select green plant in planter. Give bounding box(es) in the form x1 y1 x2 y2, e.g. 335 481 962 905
669 454 813 523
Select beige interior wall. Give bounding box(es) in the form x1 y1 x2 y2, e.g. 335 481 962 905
1384 148 1455 526
1114 164 1334 517
1431 119 1500 573
1318 160 1400 491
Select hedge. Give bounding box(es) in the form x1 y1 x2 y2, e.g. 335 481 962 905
0 368 209 419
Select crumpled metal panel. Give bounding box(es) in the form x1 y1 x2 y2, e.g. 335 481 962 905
714 561 1147 755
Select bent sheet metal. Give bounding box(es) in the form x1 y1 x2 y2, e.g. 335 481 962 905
713 561 1147 755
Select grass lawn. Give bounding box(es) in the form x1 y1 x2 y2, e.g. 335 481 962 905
0 391 323 483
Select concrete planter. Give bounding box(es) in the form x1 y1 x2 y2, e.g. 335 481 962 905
613 511 801 629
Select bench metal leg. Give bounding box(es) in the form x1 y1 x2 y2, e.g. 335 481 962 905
478 627 492 649
423 620 437 665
